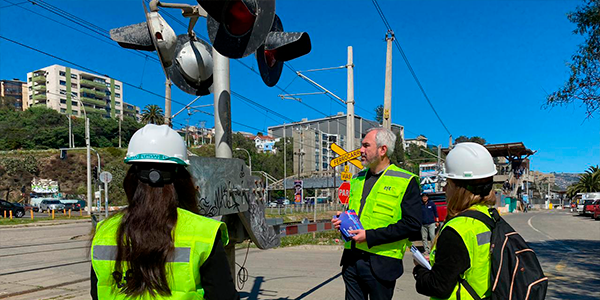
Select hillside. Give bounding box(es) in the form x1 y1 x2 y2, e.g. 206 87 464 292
553 172 581 190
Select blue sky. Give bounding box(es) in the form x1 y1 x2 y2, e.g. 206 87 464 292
0 0 598 173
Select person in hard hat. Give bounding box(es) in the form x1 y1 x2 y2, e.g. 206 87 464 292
90 124 239 300
413 142 497 300
332 127 422 300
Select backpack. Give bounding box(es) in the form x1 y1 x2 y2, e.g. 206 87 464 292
456 208 548 300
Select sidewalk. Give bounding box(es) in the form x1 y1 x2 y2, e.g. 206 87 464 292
0 218 91 229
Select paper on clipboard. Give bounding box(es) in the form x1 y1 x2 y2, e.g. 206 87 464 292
410 245 432 270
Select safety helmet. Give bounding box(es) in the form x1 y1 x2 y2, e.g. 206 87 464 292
440 142 496 180
124 124 189 166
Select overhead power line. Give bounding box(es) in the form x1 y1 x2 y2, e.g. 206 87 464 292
372 0 452 137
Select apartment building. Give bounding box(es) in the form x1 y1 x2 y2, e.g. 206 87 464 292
26 65 139 120
0 79 28 110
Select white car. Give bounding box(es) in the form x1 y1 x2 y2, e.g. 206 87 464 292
39 199 65 212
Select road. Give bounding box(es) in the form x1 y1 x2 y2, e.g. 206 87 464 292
0 209 598 300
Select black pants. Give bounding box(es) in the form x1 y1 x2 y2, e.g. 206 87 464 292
342 256 396 300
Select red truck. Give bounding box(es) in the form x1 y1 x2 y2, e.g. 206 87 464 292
427 192 448 222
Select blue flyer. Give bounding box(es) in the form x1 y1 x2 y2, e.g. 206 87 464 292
336 209 364 241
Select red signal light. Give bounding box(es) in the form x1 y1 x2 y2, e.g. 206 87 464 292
224 0 256 36
264 49 277 68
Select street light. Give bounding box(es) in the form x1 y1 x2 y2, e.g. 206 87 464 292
234 148 251 171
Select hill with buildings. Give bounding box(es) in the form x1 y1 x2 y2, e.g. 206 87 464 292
553 172 581 190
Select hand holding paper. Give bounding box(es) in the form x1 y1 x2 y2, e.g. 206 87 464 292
410 245 432 270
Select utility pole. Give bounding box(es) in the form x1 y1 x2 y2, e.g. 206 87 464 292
86 118 91 215
283 123 286 197
68 116 72 148
382 30 394 130
346 46 355 152
165 78 172 127
449 135 453 149
118 118 122 148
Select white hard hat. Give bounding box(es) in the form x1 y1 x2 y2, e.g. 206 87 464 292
125 124 189 166
441 142 497 180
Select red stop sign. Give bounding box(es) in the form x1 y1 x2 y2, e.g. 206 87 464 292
338 182 351 204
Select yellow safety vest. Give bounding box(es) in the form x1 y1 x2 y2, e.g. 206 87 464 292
91 208 228 300
430 204 492 300
344 164 416 260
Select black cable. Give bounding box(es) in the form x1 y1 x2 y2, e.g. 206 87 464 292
234 242 251 290
371 0 452 137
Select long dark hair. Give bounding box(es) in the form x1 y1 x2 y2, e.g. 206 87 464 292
112 163 199 297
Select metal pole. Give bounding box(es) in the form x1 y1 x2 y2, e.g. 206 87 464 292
212 48 235 278
68 116 72 148
346 46 355 154
86 118 91 215
449 135 453 149
118 118 122 148
213 49 232 159
104 180 109 219
383 31 394 129
283 123 286 195
165 78 172 127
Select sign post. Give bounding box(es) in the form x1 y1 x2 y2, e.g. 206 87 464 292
338 182 351 205
99 171 112 219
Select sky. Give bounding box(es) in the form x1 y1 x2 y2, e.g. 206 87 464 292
0 0 598 173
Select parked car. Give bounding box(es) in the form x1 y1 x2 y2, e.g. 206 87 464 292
268 202 278 208
582 199 597 216
0 200 25 218
594 203 600 220
63 202 82 211
11 202 34 212
590 200 600 219
39 199 65 213
427 192 448 222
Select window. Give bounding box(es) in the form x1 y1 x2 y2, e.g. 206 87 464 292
115 93 121 98
72 101 78 106
71 92 77 97
116 109 121 114
59 90 66 95
72 110 78 115
115 101 121 106
59 71 66 76
60 108 66 113
71 83 77 89
29 95 32 99
71 74 77 79
59 80 66 86
28 77 31 82
115 85 121 90
28 86 32 91
60 99 67 104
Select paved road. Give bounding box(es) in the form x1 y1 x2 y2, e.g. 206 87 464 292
0 209 598 299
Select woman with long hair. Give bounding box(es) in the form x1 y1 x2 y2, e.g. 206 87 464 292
413 142 497 300
90 124 239 300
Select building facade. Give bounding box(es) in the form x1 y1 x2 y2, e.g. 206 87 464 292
405 134 428 148
0 79 28 110
26 65 139 119
268 113 404 175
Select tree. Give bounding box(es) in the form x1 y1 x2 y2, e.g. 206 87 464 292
141 104 164 125
570 165 600 193
546 0 600 117
374 105 384 124
455 135 486 145
389 133 405 168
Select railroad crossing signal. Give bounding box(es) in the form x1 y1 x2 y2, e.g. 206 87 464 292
330 143 363 169
341 172 352 181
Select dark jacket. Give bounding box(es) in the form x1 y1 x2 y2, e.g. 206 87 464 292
341 177 422 281
422 200 438 225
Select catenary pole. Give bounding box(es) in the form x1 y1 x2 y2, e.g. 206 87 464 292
346 46 355 154
383 31 394 130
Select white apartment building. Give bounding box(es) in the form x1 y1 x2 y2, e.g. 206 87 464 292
26 65 139 120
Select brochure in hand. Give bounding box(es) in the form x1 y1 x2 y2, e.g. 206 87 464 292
335 209 364 241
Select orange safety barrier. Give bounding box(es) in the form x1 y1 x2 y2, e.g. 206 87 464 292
3 210 5 218
68 209 71 218
30 209 34 220
63 209 66 215
9 210 13 220
52 209 55 220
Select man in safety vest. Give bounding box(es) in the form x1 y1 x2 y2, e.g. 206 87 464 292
332 127 422 300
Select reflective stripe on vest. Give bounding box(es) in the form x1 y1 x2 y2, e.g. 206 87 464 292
344 164 415 260
91 207 228 300
430 204 492 300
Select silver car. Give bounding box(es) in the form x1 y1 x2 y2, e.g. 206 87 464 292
39 200 65 212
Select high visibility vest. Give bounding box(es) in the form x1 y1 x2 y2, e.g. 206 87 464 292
91 208 228 300
430 204 492 300
344 164 416 260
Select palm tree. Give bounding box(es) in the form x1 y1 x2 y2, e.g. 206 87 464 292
141 104 164 125
568 165 600 196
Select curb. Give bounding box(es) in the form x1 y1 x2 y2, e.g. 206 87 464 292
0 218 92 229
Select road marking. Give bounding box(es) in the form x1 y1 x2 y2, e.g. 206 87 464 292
527 215 578 253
